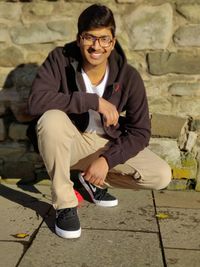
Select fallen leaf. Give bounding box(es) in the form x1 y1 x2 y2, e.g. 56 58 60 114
156 213 169 219
15 233 29 238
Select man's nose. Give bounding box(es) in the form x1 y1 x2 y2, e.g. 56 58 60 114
92 38 101 49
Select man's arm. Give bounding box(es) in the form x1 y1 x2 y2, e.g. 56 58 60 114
102 70 151 169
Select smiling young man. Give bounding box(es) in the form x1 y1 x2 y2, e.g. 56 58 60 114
28 4 172 239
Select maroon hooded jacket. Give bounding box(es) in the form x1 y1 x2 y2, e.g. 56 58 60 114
28 41 151 169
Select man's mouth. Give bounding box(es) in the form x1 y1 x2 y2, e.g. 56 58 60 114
89 51 102 59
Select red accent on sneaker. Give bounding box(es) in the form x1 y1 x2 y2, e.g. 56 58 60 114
74 190 84 203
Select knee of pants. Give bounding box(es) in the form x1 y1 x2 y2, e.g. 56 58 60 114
37 109 74 140
151 162 172 190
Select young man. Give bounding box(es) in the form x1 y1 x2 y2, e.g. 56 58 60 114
28 4 171 239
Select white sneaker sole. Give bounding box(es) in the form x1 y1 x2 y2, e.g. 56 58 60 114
55 225 81 239
78 174 118 207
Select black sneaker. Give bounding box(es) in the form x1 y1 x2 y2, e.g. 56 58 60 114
55 207 81 239
78 173 118 207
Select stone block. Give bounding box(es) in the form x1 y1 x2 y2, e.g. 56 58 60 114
177 4 200 23
185 131 198 152
148 52 200 75
0 88 20 102
167 179 188 191
0 142 27 161
9 123 28 141
47 19 76 39
125 3 173 50
148 96 172 114
19 229 163 267
174 25 200 47
172 155 198 179
154 190 200 209
5 63 38 99
195 181 200 191
0 2 21 20
2 161 35 179
10 23 63 45
10 102 34 123
0 24 8 43
151 113 187 138
172 97 200 117
157 207 200 249
0 47 24 68
0 68 13 89
22 2 54 16
195 155 200 191
117 0 138 3
172 167 196 179
0 118 6 141
165 249 200 267
192 116 200 131
0 103 5 116
169 83 200 96
24 43 55 65
149 138 181 165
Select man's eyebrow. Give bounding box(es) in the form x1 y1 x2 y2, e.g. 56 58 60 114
84 33 111 38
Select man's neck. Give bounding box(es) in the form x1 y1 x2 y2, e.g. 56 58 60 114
82 62 108 86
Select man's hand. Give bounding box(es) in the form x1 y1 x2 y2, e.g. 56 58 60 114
98 97 119 127
82 157 109 187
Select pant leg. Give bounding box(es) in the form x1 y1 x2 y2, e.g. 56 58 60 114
37 109 98 210
106 148 172 190
72 133 172 190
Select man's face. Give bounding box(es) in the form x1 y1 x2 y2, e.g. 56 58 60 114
77 27 116 69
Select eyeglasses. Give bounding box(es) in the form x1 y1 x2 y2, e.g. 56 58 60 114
80 33 113 48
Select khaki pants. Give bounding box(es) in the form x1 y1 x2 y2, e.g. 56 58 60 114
37 110 172 210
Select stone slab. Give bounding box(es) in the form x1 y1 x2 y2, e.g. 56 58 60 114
165 248 200 267
0 242 24 267
0 184 51 241
157 207 200 249
19 228 163 267
77 189 158 232
154 190 200 209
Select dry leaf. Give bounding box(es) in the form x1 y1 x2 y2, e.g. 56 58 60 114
156 213 169 219
15 233 29 238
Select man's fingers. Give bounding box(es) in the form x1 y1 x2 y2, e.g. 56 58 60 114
99 98 119 127
104 111 119 127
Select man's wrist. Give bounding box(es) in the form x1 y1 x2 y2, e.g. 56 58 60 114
99 156 109 169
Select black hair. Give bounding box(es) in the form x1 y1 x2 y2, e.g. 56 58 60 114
78 4 116 37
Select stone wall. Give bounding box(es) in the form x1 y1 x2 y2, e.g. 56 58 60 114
0 0 199 190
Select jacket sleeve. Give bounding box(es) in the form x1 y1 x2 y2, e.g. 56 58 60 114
28 48 99 116
102 70 151 169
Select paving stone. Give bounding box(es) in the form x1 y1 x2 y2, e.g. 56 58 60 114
0 184 51 241
0 242 24 267
78 189 158 232
154 190 200 209
19 228 163 267
157 207 200 249
165 248 200 267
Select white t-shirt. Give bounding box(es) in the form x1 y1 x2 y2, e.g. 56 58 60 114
81 66 109 135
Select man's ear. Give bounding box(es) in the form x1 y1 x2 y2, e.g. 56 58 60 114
111 37 116 50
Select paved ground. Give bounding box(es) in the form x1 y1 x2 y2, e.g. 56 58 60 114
0 180 200 267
